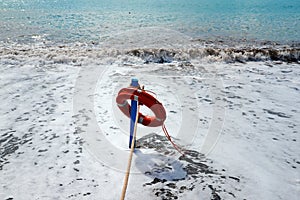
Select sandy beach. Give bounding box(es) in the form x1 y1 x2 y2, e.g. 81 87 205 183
0 35 299 199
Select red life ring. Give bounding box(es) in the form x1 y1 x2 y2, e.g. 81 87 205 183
116 87 166 127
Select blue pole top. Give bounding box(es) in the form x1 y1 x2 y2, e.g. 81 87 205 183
131 78 139 87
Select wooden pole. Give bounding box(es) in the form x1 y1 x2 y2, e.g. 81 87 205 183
120 78 140 200
120 105 140 200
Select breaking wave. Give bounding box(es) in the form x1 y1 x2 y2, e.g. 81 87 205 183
0 42 299 66
126 46 300 63
1 26 299 65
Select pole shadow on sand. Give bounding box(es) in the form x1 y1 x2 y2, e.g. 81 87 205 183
134 133 242 200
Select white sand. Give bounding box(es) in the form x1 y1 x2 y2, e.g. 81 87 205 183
0 44 299 199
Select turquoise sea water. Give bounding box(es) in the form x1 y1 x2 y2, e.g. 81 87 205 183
0 0 299 44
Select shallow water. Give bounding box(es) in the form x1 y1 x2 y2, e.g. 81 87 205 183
0 0 299 44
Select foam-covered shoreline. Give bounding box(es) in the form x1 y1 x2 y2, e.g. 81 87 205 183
1 26 299 64
0 42 299 65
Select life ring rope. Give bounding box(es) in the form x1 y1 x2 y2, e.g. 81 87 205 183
162 124 185 156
